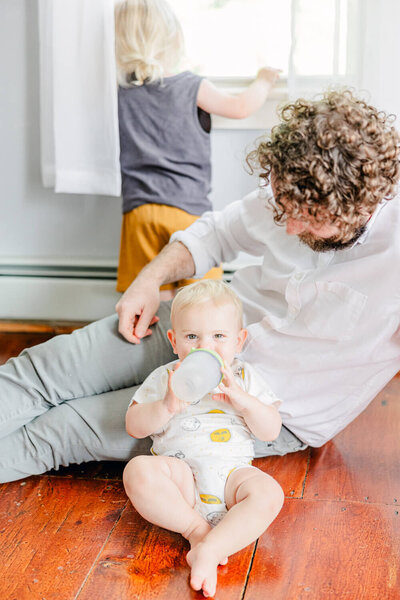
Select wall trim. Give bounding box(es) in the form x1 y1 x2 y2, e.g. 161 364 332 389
0 255 255 321
0 276 120 321
0 258 119 320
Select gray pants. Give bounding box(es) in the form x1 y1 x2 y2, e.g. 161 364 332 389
0 302 306 482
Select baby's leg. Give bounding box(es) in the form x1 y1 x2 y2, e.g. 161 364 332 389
123 455 211 548
187 467 284 598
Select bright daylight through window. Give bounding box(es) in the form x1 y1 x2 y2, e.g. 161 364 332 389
169 0 349 80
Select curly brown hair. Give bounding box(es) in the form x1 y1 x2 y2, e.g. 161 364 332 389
247 89 400 242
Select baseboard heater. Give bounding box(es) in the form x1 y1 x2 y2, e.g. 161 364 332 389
0 259 236 321
0 259 121 321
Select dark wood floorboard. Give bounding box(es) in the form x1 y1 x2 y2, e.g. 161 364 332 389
77 504 255 600
247 499 400 600
0 331 399 599
304 378 400 505
0 477 127 600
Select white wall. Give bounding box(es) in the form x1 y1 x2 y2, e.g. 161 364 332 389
0 0 262 261
0 0 263 319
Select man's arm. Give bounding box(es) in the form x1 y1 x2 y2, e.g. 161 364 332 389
116 190 270 343
115 241 195 343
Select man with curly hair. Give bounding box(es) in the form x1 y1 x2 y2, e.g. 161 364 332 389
1 89 399 481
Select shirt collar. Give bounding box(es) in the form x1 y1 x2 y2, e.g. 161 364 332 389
352 200 387 247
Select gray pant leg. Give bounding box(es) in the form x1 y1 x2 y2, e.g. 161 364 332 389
0 386 153 483
0 302 175 481
254 425 308 457
0 301 174 438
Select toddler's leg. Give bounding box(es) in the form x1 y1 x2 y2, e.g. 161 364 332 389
187 467 284 598
123 456 211 548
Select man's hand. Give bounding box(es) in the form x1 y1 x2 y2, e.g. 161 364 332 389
116 276 160 343
115 241 196 343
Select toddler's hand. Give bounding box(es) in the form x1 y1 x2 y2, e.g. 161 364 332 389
256 66 281 86
164 363 189 415
212 365 251 414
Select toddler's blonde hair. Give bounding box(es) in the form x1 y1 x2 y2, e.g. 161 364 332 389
114 0 184 87
171 280 243 329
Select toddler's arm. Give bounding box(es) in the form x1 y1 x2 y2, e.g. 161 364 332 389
197 67 280 120
126 368 187 438
214 366 282 441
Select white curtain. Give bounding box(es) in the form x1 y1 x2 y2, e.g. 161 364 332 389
356 0 400 116
289 0 400 117
38 0 121 196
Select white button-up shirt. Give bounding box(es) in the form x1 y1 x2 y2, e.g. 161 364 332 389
171 188 400 446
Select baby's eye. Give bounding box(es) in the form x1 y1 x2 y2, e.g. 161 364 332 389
186 334 197 340
214 333 225 339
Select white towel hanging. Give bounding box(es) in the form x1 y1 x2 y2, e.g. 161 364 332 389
38 0 121 197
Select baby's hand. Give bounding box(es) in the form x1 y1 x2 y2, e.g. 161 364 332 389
164 364 189 415
256 66 281 86
212 365 252 414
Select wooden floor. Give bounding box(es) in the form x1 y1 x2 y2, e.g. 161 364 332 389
0 330 399 600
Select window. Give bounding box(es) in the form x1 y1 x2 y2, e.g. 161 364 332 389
171 0 291 79
170 0 350 80
169 0 354 128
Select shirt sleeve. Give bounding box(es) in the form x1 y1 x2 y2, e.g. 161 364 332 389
242 362 282 407
128 363 171 408
170 188 276 278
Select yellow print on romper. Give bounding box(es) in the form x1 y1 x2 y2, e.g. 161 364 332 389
200 494 223 504
210 428 231 442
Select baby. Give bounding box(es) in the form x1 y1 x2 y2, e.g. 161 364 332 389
123 280 284 597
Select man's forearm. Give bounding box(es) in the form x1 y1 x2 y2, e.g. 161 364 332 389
116 241 196 343
137 241 195 287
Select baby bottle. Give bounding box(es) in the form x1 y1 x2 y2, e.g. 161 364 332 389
170 348 224 404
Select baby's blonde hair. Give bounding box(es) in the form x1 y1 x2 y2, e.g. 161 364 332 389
171 280 243 329
114 0 184 87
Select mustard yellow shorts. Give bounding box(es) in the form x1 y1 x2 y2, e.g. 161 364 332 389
116 203 223 292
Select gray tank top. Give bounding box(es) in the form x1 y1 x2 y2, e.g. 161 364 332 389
118 71 212 215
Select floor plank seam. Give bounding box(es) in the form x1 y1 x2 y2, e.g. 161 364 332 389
240 539 259 600
45 474 123 483
73 498 130 599
285 496 399 508
300 448 312 499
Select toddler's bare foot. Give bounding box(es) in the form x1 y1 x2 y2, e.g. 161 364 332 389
186 542 222 598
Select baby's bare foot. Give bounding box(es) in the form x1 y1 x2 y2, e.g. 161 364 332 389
186 542 221 598
186 520 211 549
184 519 228 566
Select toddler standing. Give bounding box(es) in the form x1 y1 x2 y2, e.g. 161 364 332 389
123 280 284 597
114 0 280 299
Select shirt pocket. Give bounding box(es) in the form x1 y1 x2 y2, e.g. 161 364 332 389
301 280 367 341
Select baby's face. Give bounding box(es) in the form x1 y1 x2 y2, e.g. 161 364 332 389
167 300 247 366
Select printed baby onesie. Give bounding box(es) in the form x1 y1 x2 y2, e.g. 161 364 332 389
130 359 280 525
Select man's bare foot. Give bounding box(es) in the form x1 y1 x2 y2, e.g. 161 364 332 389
186 542 222 598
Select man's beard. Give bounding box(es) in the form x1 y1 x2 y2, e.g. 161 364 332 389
298 224 367 252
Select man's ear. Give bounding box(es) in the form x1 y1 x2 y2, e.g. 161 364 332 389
236 328 248 353
167 329 178 354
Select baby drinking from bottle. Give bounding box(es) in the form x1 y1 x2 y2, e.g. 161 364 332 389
123 279 284 598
